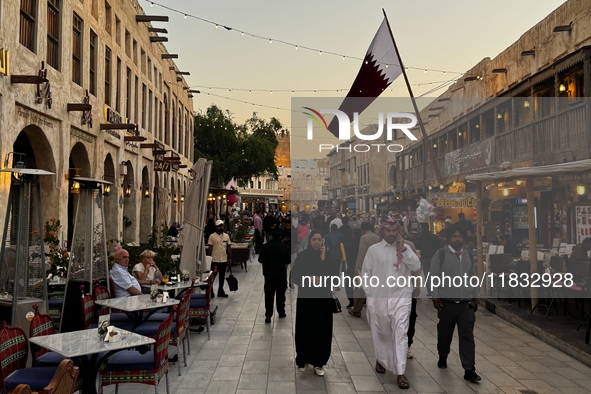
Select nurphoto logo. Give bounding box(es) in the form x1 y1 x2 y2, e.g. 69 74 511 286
303 107 418 152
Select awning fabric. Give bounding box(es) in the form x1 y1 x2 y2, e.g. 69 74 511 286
465 159 591 182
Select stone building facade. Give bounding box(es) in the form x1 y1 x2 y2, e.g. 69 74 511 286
0 0 194 246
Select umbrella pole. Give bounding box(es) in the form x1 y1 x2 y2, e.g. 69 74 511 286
476 181 484 297
527 176 539 310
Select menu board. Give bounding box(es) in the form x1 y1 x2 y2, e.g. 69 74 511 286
575 205 591 243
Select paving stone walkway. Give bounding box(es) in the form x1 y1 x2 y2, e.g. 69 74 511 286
102 257 591 394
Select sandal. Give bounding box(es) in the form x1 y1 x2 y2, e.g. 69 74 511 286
397 375 409 389
375 361 386 374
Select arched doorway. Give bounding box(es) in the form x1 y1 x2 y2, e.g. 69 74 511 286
170 176 176 224
103 154 117 244
67 142 91 247
177 178 181 224
388 165 397 189
140 166 151 243
11 126 58 237
122 161 136 243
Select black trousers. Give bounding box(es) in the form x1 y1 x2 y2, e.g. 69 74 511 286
212 262 227 295
255 230 263 253
408 298 418 347
437 301 476 370
264 281 286 317
345 260 356 304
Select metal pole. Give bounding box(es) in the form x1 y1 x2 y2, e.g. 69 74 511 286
527 177 538 310
36 182 48 305
382 9 444 186
476 181 484 297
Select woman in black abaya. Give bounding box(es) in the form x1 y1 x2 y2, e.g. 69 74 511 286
292 229 340 376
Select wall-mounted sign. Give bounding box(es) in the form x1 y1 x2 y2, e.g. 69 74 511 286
104 107 135 136
154 160 171 172
559 170 591 183
0 49 9 76
427 192 477 209
533 177 552 192
444 137 495 176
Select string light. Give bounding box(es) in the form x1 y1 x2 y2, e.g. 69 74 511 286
143 0 471 77
187 80 453 94
269 39 272 43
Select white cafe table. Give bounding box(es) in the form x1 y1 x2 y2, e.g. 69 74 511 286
95 295 179 329
30 328 155 394
141 280 207 299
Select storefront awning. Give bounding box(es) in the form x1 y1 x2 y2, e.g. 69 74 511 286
465 159 591 182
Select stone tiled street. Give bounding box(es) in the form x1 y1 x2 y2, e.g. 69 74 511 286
104 258 591 394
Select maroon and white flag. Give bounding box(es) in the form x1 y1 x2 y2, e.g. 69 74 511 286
327 17 402 136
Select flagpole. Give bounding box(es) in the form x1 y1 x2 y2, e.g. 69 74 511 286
382 9 444 186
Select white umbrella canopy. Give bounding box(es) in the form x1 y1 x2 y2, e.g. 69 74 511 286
179 158 212 280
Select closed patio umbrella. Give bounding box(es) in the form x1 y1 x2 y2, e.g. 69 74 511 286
179 159 212 280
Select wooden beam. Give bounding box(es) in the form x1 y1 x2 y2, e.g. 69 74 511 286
161 54 178 59
148 27 168 33
169 66 176 70
11 75 48 84
124 136 147 142
136 15 169 22
150 37 168 42
67 103 92 111
178 165 188 168
175 71 190 75
100 123 137 130
176 77 183 82
153 150 167 155
162 157 181 162
140 143 160 149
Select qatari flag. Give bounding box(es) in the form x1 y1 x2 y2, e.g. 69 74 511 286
327 17 402 137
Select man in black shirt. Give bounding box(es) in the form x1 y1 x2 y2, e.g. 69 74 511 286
263 210 277 242
498 234 520 258
415 223 441 296
259 229 290 323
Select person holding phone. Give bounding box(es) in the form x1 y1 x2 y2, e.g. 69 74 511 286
292 230 339 377
361 220 421 389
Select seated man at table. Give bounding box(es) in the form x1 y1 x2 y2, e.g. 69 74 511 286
498 234 520 258
571 237 591 261
110 249 143 297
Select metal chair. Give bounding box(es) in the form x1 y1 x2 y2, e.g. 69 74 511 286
98 309 175 394
12 359 79 394
189 268 218 340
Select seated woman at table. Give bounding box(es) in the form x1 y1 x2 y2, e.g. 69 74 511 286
132 250 162 286
110 249 143 297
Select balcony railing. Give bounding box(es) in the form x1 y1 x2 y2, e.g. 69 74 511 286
397 103 588 186
238 188 283 196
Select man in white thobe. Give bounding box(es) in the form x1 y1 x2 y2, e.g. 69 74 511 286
362 220 421 389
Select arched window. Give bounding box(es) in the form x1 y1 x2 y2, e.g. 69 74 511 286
164 94 169 145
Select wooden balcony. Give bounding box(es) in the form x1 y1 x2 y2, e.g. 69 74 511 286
397 103 589 187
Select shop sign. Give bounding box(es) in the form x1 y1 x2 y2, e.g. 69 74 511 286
104 107 136 136
427 192 476 209
444 137 495 176
533 177 552 192
0 48 9 76
559 170 591 183
154 160 171 172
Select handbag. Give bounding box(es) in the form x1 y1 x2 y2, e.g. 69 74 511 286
226 265 239 292
332 291 342 314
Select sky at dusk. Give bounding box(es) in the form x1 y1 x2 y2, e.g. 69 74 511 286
153 0 567 135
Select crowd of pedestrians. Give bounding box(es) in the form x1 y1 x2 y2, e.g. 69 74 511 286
195 208 481 390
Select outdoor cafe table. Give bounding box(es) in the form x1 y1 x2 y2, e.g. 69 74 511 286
141 280 206 299
29 327 155 394
95 295 179 329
